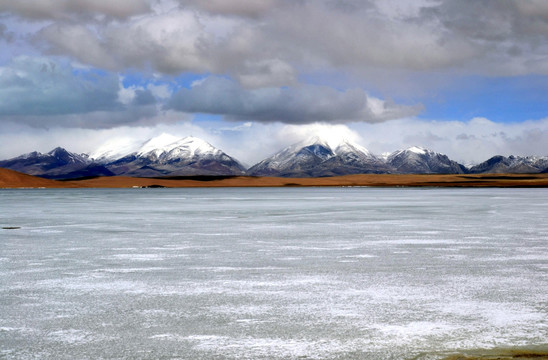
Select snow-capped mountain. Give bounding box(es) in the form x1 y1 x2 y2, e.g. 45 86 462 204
247 137 334 177
0 147 113 179
247 137 390 177
468 155 548 174
315 141 393 176
104 135 246 177
89 137 145 163
387 146 467 174
2 137 547 179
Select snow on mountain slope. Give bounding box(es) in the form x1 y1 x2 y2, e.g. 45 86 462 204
468 155 548 174
101 134 246 176
248 136 389 177
136 133 181 158
247 137 334 176
138 136 225 161
0 147 108 179
387 146 467 174
90 137 144 162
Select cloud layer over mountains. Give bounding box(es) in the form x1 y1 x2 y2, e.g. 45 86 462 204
0 0 547 163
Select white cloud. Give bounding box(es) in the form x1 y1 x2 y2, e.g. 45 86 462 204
277 123 362 150
355 117 548 164
38 23 117 70
147 84 171 100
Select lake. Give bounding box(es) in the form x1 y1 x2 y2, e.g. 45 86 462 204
1 188 547 359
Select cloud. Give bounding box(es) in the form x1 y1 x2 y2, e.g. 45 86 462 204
419 0 548 75
0 0 151 21
2 0 548 82
167 76 422 123
0 56 161 128
181 0 278 18
236 59 296 88
36 11 227 74
0 23 15 42
7 0 548 91
0 56 122 116
0 56 422 128
37 24 118 70
355 117 548 163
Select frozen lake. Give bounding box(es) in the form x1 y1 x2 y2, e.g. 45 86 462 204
1 187 547 359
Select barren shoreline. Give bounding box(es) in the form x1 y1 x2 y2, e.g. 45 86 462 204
434 348 548 359
1 168 548 188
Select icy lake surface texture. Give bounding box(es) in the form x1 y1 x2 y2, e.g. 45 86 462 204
1 188 547 359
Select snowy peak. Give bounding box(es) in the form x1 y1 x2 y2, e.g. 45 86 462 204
91 134 227 163
387 146 466 174
290 135 375 158
247 137 386 177
90 137 143 162
0 147 96 179
407 146 428 155
136 135 222 160
296 143 334 161
100 134 246 177
388 146 429 160
298 135 372 157
137 133 181 157
247 137 334 177
334 141 373 159
469 155 548 174
47 147 89 164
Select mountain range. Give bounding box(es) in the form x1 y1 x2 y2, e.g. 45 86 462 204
1 135 546 179
94 134 246 177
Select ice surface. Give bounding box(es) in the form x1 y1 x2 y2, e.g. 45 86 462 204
0 188 547 359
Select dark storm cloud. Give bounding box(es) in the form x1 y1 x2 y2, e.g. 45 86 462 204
12 0 548 82
0 57 158 127
167 77 422 124
0 57 121 116
1 106 159 129
418 0 548 74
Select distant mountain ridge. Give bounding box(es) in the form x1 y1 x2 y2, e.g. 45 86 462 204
1 135 547 178
247 137 392 177
101 135 246 177
0 147 113 179
468 155 548 174
387 146 467 174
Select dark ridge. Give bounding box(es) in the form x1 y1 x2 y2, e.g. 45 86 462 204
438 349 548 360
459 175 539 180
147 175 239 181
57 176 102 181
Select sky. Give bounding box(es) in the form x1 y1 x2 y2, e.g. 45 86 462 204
1 0 548 166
